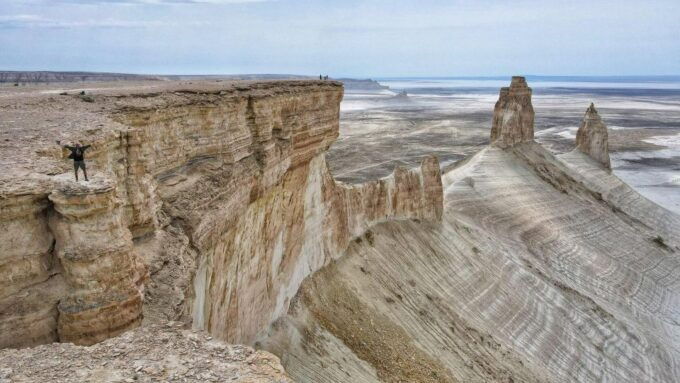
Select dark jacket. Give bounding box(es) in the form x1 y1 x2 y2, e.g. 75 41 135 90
65 145 90 161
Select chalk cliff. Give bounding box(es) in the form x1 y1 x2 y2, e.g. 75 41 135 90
2 77 679 383
575 103 611 169
261 77 680 382
0 80 443 350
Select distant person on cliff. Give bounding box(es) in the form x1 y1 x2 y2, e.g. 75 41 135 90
56 140 90 181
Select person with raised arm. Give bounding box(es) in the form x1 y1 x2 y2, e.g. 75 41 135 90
56 140 91 181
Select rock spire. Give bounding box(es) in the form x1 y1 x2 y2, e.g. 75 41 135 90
575 103 610 169
490 76 535 147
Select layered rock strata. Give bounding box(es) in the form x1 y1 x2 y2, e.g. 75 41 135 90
575 103 611 169
490 76 535 147
263 78 680 382
193 155 442 344
0 80 443 349
47 181 145 345
0 181 64 348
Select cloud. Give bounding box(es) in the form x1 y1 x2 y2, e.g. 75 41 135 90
0 14 208 29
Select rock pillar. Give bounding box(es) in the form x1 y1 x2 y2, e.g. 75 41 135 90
575 103 611 169
48 182 145 345
490 76 535 147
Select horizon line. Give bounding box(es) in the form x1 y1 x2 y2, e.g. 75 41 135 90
2 70 680 80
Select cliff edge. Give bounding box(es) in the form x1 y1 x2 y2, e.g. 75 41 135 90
0 80 443 350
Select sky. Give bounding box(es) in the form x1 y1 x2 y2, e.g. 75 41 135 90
0 0 679 77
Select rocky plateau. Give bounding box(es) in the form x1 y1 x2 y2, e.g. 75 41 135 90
1 77 679 382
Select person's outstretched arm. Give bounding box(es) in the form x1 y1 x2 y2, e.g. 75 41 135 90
82 144 91 150
56 140 74 150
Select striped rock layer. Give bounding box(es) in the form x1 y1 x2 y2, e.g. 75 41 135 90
3 76 679 383
0 80 443 348
262 79 680 383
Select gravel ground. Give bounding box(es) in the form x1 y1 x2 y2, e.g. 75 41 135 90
0 322 292 383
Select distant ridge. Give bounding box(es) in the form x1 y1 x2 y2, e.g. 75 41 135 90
4 71 678 85
0 71 163 83
0 71 314 84
375 75 680 83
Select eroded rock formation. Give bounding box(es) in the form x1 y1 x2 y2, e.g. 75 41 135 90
3 77 679 383
193 154 442 344
490 76 535 147
48 181 145 345
575 103 611 168
0 80 443 349
261 78 680 382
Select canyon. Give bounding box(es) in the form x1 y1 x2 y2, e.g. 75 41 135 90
1 77 679 382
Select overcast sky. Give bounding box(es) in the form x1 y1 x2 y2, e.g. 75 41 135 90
1 0 678 77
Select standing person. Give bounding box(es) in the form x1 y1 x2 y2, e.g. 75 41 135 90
56 140 91 181
319 74 322 80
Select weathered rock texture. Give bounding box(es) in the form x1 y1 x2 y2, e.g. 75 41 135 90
262 78 680 382
0 322 292 382
48 181 145 345
490 76 535 147
4 77 679 383
0 80 443 349
575 103 611 168
193 154 442 344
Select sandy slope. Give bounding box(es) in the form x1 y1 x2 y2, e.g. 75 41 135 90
263 142 680 382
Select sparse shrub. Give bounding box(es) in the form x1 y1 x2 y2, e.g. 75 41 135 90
365 230 374 246
79 94 95 103
652 236 669 250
